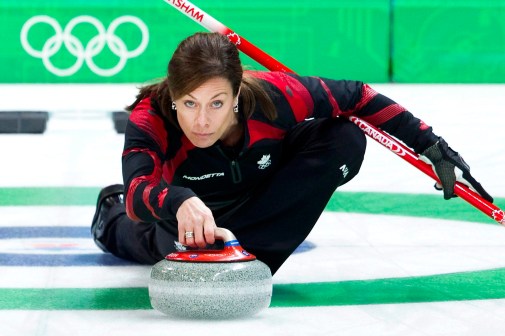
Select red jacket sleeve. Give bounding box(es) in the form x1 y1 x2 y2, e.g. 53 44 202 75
283 72 439 153
122 97 196 222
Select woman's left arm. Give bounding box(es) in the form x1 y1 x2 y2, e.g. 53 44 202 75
291 74 493 202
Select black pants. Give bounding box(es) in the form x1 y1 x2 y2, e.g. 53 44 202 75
99 118 366 275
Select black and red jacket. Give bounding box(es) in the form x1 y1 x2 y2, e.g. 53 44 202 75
122 71 438 222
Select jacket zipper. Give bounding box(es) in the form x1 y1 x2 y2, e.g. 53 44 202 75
217 147 243 184
230 160 242 184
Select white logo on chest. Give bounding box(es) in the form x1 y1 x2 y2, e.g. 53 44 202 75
257 154 271 169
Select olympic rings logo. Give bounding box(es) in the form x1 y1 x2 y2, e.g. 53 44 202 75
20 15 149 77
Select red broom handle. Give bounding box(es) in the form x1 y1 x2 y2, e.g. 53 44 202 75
350 117 504 225
163 0 505 226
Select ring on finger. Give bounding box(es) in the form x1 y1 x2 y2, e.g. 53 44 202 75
184 231 194 239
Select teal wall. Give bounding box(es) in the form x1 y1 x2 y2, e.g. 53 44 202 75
2 0 505 83
393 0 505 83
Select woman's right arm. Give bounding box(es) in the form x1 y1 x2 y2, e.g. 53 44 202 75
122 98 196 223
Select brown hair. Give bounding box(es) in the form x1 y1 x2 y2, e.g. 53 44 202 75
126 32 276 124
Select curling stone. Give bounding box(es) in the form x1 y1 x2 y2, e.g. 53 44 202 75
148 228 272 319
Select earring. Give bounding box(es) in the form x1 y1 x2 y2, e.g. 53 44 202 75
233 104 238 113
171 101 177 110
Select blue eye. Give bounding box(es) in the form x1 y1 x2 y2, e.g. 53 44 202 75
184 101 196 108
212 101 223 108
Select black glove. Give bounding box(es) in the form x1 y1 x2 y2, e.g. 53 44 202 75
421 137 493 202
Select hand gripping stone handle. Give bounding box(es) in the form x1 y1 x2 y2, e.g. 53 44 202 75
167 227 257 262
164 0 505 226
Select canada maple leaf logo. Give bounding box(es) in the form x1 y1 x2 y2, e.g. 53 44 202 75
226 32 241 45
492 209 505 225
257 154 271 169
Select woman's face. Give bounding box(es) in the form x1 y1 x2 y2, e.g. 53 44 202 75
175 77 239 148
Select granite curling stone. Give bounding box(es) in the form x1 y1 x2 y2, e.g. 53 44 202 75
149 228 272 319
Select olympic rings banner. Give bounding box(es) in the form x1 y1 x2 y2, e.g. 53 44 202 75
1 0 392 83
1 1 206 83
2 1 505 83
